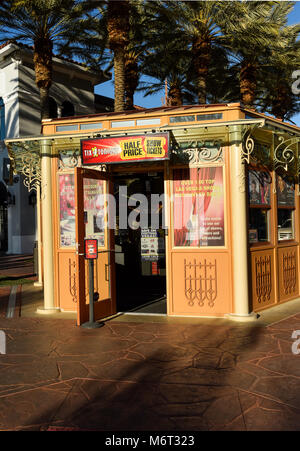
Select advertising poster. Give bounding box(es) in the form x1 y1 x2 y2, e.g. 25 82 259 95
83 178 105 246
248 170 271 205
141 228 165 261
59 174 75 247
81 133 169 165
173 167 224 247
277 175 295 206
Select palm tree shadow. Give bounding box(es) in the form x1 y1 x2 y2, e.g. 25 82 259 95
26 321 278 432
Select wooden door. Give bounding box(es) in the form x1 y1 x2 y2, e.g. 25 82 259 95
75 167 116 325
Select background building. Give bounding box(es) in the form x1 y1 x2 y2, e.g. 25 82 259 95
0 41 112 254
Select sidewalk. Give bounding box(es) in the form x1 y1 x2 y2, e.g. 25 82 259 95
0 255 300 431
0 254 36 320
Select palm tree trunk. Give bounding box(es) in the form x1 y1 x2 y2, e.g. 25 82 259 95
192 37 210 104
271 83 290 121
39 87 50 120
125 52 138 110
107 0 130 112
168 82 183 106
114 47 126 112
33 37 53 120
240 61 257 109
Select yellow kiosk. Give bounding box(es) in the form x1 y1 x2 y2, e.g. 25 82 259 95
6 103 300 325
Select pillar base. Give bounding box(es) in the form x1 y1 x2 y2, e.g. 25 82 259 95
36 307 60 315
34 282 43 287
225 312 259 322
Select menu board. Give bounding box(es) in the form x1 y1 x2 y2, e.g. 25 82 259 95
248 170 271 205
59 174 76 247
173 167 224 247
277 175 295 207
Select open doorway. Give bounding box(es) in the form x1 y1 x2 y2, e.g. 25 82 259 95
113 171 167 314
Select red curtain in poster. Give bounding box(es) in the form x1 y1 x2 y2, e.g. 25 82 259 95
173 166 224 247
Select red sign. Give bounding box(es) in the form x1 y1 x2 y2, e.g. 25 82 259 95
81 133 169 165
84 239 98 259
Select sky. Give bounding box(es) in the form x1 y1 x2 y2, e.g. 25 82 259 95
95 0 300 125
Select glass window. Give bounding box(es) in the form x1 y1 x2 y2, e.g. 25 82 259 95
136 118 161 126
249 209 269 243
278 209 294 241
196 113 223 121
80 122 103 130
173 167 225 247
248 169 271 244
276 175 295 242
83 178 106 247
248 170 271 206
170 115 195 123
56 124 78 132
61 101 75 117
277 175 295 207
111 120 135 128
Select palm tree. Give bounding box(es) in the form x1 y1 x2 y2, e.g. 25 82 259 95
0 0 92 119
106 0 130 112
165 1 229 105
223 1 295 109
259 23 300 121
140 38 195 106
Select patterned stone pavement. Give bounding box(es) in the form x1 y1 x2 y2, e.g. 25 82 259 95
0 312 299 431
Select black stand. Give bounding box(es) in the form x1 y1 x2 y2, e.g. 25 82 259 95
81 259 104 329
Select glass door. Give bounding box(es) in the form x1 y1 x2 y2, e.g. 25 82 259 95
75 167 116 325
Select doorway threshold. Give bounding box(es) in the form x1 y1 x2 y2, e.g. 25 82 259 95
121 296 167 315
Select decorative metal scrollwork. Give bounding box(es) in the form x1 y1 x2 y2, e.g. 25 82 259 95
184 258 217 308
83 164 107 172
241 123 265 164
274 136 297 173
7 142 41 192
59 148 80 169
242 130 255 164
172 140 223 166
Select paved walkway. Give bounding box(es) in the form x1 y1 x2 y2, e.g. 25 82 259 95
0 254 36 319
0 254 300 431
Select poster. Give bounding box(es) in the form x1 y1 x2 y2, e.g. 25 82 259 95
173 167 224 247
81 133 169 165
249 229 258 244
59 174 76 247
141 228 165 261
277 175 295 206
83 178 105 246
248 170 271 205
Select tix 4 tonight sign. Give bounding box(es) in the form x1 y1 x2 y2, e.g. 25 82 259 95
81 133 169 165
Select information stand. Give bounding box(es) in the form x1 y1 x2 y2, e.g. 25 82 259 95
81 239 104 329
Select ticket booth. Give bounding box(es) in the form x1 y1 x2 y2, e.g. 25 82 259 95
6 103 300 325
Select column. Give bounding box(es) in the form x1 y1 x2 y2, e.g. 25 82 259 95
227 126 258 321
34 185 43 287
36 139 58 314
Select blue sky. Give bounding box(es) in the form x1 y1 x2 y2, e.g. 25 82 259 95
96 1 300 125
